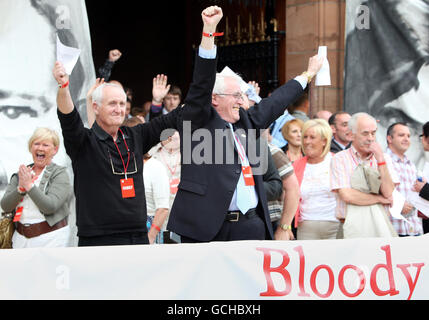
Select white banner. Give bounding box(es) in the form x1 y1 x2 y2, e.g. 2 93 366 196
0 236 428 300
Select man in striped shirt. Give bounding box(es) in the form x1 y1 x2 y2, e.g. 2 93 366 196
386 122 423 236
330 113 399 238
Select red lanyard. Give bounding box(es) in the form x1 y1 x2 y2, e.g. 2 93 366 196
229 125 248 166
159 148 180 177
113 128 131 179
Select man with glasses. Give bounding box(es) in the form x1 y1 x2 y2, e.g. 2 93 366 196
52 6 227 247
166 7 324 243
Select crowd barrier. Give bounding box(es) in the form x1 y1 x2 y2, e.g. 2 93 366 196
0 235 428 300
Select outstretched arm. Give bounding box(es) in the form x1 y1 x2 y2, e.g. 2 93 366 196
53 62 74 115
181 6 223 129
247 55 324 131
200 6 223 51
97 49 122 81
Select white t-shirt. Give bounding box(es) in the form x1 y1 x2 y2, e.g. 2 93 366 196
143 158 170 217
20 167 46 224
300 153 337 222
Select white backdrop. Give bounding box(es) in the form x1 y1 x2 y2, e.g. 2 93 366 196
344 0 429 169
0 0 96 246
0 237 428 300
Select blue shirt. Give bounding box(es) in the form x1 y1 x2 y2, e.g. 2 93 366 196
270 111 295 149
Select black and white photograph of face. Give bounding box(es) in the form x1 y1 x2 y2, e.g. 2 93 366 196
0 0 95 193
344 0 429 169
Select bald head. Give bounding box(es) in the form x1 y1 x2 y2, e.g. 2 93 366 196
315 110 332 121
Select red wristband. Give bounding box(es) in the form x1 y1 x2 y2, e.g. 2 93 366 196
151 223 161 232
202 32 224 38
59 81 69 89
17 186 26 195
377 161 386 167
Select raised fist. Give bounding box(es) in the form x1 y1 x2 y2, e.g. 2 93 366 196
201 6 223 29
53 61 69 87
108 49 122 62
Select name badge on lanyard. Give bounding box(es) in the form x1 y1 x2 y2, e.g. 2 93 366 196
121 178 135 198
170 178 180 194
230 124 255 187
242 165 255 186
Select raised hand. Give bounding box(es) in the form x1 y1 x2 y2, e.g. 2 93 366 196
87 78 105 99
53 61 69 87
152 74 170 104
248 81 260 96
201 6 223 31
108 49 122 62
306 55 324 79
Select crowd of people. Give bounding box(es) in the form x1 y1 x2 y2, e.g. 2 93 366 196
2 6 429 249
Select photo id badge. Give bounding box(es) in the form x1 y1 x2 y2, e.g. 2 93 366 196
242 165 255 186
170 178 180 195
120 178 135 198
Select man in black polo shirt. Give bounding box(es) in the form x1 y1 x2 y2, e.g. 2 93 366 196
52 7 222 247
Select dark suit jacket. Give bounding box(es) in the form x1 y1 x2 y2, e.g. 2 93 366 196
167 53 304 242
420 183 429 201
330 139 351 154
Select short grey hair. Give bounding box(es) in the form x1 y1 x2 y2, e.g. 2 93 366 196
348 112 377 134
92 83 125 106
213 74 242 95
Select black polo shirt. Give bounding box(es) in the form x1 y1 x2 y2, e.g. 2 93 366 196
58 107 180 237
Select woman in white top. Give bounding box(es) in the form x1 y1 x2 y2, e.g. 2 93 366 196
292 119 339 240
143 155 170 244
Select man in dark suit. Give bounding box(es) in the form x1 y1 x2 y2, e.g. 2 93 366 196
167 6 323 243
329 111 352 153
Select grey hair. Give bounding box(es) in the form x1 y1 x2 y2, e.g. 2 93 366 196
213 74 242 95
212 74 228 95
92 83 125 106
348 112 377 134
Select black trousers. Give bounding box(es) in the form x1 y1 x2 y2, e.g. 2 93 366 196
78 231 149 247
181 212 266 243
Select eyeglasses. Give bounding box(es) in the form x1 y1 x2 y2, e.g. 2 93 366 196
108 150 138 176
216 92 244 101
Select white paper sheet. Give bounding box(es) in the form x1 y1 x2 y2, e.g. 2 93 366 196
409 191 429 218
56 34 81 75
315 46 331 86
390 189 412 225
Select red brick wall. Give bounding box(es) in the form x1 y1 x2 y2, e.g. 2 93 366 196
279 0 346 115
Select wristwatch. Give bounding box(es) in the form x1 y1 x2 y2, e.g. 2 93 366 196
280 224 292 231
301 71 314 83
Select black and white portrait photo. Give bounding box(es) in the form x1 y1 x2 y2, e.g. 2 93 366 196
0 0 96 244
344 0 429 169
0 0 95 185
